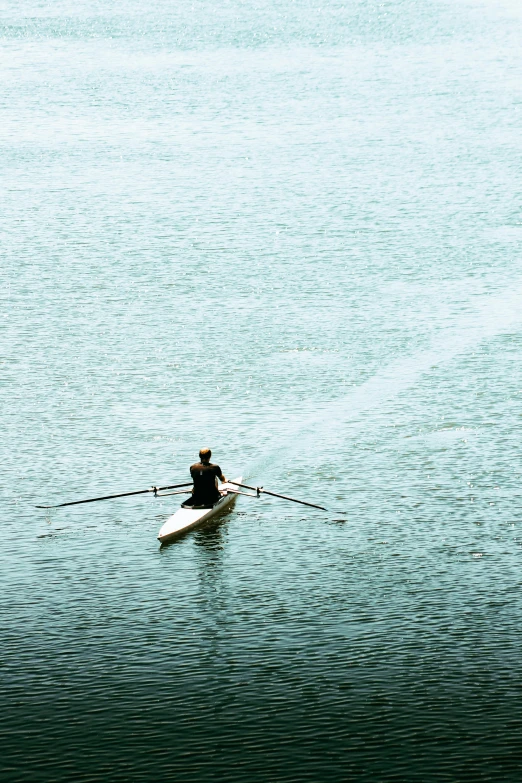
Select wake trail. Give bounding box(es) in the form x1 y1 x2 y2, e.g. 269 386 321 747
246 284 522 479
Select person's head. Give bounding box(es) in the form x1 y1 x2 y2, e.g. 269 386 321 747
199 447 211 463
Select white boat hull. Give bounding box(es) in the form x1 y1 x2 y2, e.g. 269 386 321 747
157 477 242 544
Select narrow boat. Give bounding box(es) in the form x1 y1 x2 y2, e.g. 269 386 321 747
157 477 242 545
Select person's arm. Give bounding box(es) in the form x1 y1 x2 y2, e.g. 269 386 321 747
215 465 227 484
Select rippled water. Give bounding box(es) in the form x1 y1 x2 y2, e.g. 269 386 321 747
2 0 522 780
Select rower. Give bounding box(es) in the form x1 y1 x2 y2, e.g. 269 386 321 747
182 448 227 508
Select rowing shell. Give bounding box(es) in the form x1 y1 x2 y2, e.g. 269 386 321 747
157 477 242 545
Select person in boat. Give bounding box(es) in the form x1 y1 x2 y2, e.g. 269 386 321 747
182 448 227 508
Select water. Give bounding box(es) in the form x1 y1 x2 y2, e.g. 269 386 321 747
2 0 522 780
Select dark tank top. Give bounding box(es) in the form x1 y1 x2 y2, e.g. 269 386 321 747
190 462 222 503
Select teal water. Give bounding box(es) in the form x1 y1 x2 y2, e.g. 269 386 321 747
2 0 522 780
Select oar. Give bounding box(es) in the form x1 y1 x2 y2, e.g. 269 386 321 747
227 481 327 511
36 482 193 509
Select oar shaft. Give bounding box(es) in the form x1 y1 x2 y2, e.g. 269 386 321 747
228 481 259 492
38 488 151 509
36 483 193 509
227 481 326 511
261 488 327 511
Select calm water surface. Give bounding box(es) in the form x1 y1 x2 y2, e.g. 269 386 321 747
2 0 522 780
